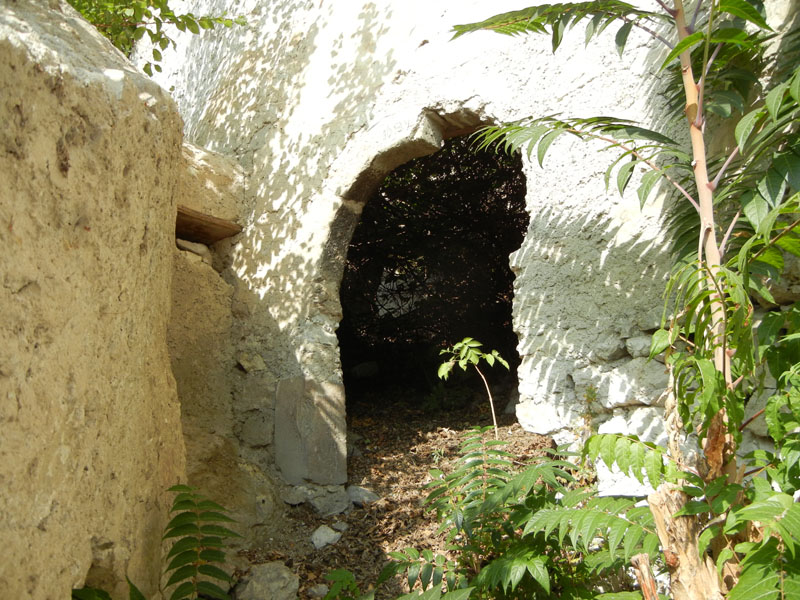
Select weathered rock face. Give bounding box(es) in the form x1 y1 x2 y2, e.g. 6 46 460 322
168 162 281 535
0 2 185 597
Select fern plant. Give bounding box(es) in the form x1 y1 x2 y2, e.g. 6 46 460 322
376 427 664 599
71 484 239 600
162 484 240 600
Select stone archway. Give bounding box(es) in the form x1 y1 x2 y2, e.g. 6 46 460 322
273 109 530 486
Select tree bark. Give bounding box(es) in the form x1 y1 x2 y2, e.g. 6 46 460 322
648 485 723 600
631 553 660 600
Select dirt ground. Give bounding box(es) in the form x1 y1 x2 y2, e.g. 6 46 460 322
239 393 554 599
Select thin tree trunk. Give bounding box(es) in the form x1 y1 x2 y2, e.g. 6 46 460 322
631 553 660 600
648 486 723 600
644 2 742 595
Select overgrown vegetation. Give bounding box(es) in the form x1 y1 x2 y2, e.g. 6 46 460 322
333 0 800 598
67 0 244 75
72 485 239 600
457 1 800 597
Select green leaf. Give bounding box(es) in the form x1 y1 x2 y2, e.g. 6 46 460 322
735 108 765 154
169 581 195 600
791 70 800 103
718 0 771 30
163 523 201 539
166 564 198 587
127 578 146 600
166 550 199 571
166 511 199 530
649 328 670 358
437 361 454 380
526 557 550 593
407 562 421 590
442 589 473 600
537 129 562 166
199 524 240 537
199 548 227 563
198 563 231 583
765 83 788 123
198 510 236 523
644 448 663 488
742 192 770 233
420 562 434 590
195 580 229 599
660 31 704 71
637 169 661 207
616 159 637 195
614 22 632 57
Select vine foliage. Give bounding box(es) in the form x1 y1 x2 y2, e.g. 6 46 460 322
67 0 245 75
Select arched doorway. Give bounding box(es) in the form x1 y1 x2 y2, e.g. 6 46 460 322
337 135 528 414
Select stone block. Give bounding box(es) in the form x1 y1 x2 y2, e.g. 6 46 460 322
573 358 668 409
274 378 347 485
311 525 342 549
234 562 299 600
179 141 244 223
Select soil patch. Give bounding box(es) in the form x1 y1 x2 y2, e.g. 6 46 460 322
239 398 554 598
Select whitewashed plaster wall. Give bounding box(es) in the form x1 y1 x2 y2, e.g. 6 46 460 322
145 0 793 486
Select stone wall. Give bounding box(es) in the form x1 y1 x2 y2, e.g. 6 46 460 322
169 143 280 537
0 2 186 596
145 0 796 500
146 0 674 489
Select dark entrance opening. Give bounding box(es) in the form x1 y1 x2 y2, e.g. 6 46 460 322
338 135 528 413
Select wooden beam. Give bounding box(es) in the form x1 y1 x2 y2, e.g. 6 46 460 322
175 205 242 245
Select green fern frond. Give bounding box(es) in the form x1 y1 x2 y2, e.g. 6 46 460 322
452 1 668 56
522 496 658 561
585 434 671 488
163 485 239 600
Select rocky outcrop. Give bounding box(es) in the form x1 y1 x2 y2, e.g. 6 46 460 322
0 1 185 597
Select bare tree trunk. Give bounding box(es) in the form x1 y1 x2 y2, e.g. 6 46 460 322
648 485 723 600
631 553 660 600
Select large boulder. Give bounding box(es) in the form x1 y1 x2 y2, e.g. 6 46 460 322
0 2 185 596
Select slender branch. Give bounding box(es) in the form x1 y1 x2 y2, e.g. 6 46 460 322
751 215 800 261
710 146 740 191
654 0 678 16
719 210 740 257
695 5 716 128
566 128 701 212
623 15 675 48
690 0 703 31
473 365 499 440
739 407 765 432
704 43 723 78
632 553 661 600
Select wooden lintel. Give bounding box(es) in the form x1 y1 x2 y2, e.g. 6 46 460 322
175 205 242 245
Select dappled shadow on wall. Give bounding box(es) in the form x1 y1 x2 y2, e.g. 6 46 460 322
511 199 671 403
